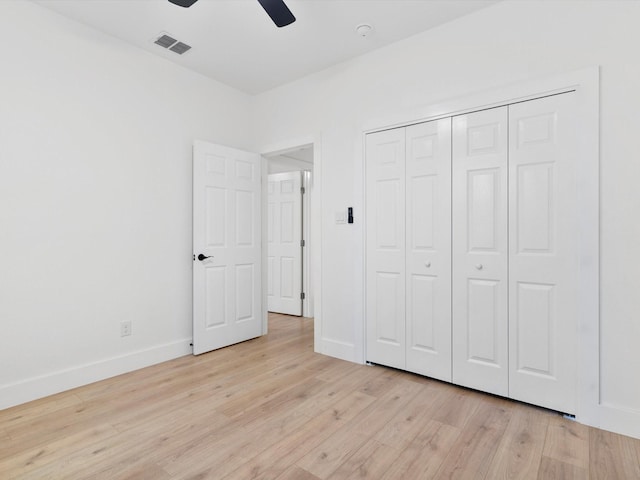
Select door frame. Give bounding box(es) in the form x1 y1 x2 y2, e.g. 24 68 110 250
360 67 599 428
259 135 322 342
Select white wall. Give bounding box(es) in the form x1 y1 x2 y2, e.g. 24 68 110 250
251 0 640 438
0 1 251 408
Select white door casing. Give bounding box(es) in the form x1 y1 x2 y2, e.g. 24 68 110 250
405 119 452 381
365 128 406 369
193 141 263 355
508 93 578 413
452 107 509 396
267 171 303 316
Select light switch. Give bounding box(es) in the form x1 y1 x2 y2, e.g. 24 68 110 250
335 211 347 224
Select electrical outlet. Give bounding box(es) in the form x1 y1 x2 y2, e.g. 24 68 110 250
120 321 132 337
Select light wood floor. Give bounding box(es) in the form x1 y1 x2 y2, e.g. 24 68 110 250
2 314 639 479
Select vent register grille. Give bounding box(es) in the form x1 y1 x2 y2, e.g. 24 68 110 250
154 34 192 55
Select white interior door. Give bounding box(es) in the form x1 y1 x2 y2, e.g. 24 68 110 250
452 107 509 396
193 140 263 355
365 128 406 369
267 171 303 316
405 119 452 381
508 93 578 413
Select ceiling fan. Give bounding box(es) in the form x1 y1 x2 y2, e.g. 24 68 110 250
168 0 296 28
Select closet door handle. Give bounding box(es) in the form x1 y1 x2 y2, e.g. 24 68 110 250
475 264 483 270
425 261 431 268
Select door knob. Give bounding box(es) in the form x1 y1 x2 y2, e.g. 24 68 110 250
197 254 213 261
425 261 431 268
475 264 483 270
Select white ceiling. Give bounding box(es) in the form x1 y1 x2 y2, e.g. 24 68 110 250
34 0 498 95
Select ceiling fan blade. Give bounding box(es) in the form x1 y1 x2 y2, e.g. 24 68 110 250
168 0 198 7
256 0 296 28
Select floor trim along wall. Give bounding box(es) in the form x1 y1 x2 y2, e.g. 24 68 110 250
0 339 192 410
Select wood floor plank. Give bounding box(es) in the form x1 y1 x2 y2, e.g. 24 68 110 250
1 398 119 461
295 431 371 479
219 391 378 480
106 463 172 480
311 356 362 383
161 411 313 479
433 397 512 479
0 392 83 428
430 386 484 429
326 439 399 479
589 428 640 479
217 358 332 418
296 380 423 479
2 314 640 480
348 378 426 436
538 456 587 480
373 382 445 449
292 363 381 417
275 465 321 480
0 422 119 478
24 409 230 480
484 404 551 479
355 367 403 397
542 415 590 469
379 420 461 479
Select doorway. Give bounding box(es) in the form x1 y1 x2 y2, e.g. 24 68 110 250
265 145 314 320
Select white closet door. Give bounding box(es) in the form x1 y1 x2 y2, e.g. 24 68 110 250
452 107 509 396
508 93 578 413
366 128 406 369
267 172 303 316
405 119 452 381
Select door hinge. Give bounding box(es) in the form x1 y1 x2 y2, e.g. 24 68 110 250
301 186 305 195
300 239 305 247
300 292 305 300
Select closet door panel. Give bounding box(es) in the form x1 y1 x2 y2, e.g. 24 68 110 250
452 107 508 396
366 128 406 369
508 93 578 413
405 119 452 381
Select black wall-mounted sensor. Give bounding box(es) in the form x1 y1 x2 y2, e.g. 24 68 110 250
348 207 354 224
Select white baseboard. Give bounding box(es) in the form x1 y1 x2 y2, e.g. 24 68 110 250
0 339 192 411
316 337 359 364
581 403 640 440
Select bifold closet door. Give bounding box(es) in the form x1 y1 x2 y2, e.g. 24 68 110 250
508 93 578 413
366 128 406 369
405 119 452 381
452 107 509 397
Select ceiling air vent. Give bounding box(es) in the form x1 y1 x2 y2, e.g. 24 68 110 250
153 33 192 55
169 42 191 55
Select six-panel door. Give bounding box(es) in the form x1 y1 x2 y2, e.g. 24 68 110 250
193 141 263 355
267 171 303 316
